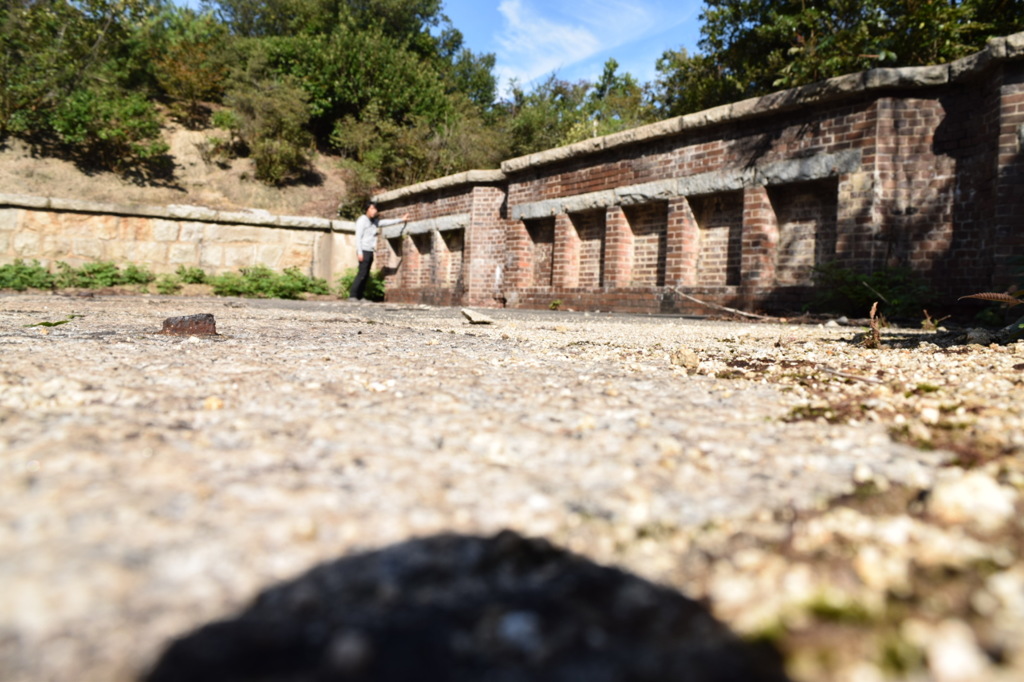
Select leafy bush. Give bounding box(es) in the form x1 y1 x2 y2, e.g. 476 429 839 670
50 87 170 172
809 262 933 319
1 259 159 290
336 267 386 301
53 261 155 289
209 265 330 299
175 265 208 284
221 74 314 185
0 259 56 290
155 274 183 294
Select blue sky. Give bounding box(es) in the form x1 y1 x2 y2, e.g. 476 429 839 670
442 0 705 94
179 0 705 95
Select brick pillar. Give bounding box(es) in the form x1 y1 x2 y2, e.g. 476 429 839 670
466 186 507 307
666 197 698 286
605 205 633 287
741 186 778 288
553 213 580 288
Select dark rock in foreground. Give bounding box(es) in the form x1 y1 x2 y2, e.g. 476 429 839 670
144 531 789 682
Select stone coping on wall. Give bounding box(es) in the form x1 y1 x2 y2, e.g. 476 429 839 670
381 213 470 240
500 31 1024 175
0 192 355 233
511 149 862 220
373 170 506 204
369 32 1023 207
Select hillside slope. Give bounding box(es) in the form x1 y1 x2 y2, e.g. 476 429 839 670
0 122 350 219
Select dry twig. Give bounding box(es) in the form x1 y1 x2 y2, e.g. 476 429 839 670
818 366 885 385
671 289 774 320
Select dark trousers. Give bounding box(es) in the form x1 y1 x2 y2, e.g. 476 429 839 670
350 250 375 300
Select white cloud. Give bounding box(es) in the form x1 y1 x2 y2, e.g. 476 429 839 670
495 0 600 86
492 0 696 90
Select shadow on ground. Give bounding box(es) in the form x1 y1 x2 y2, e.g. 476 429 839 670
143 530 790 682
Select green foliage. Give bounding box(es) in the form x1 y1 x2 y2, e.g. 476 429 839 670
331 97 505 196
220 73 313 185
209 264 330 299
0 259 160 290
336 267 386 301
655 0 1024 116
1 0 142 135
24 314 82 328
653 48 743 118
53 261 155 289
154 265 207 294
155 274 183 295
3 0 1018 191
50 86 169 172
809 261 933 319
146 8 230 127
505 75 592 157
0 0 167 172
2 260 340 301
175 265 208 284
0 259 56 290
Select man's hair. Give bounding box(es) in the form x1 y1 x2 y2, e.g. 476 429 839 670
365 201 377 212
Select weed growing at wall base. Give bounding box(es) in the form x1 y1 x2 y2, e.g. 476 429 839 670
208 265 331 299
0 259 56 290
1 260 338 300
0 259 156 290
336 268 386 301
809 262 933 320
54 261 155 289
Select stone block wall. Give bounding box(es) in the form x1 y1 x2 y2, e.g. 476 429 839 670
373 33 1024 315
0 195 356 283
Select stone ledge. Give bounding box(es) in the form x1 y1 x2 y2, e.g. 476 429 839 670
509 150 862 219
374 170 506 204
0 192 348 232
382 213 470 239
500 31 1024 175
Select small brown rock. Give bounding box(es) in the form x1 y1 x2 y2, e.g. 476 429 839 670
161 313 217 336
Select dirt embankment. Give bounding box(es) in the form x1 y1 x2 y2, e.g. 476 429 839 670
0 122 349 219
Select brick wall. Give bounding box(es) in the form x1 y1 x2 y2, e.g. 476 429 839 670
372 34 1024 315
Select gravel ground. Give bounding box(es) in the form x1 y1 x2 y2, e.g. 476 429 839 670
1 293 1021 681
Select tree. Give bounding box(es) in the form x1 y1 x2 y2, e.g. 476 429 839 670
446 48 498 114
0 0 168 172
502 74 591 157
147 7 231 127
656 0 1024 117
583 59 657 138
653 48 740 118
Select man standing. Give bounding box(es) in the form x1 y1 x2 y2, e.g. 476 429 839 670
350 201 409 300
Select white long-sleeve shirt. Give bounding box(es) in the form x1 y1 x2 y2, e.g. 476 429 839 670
354 215 404 253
